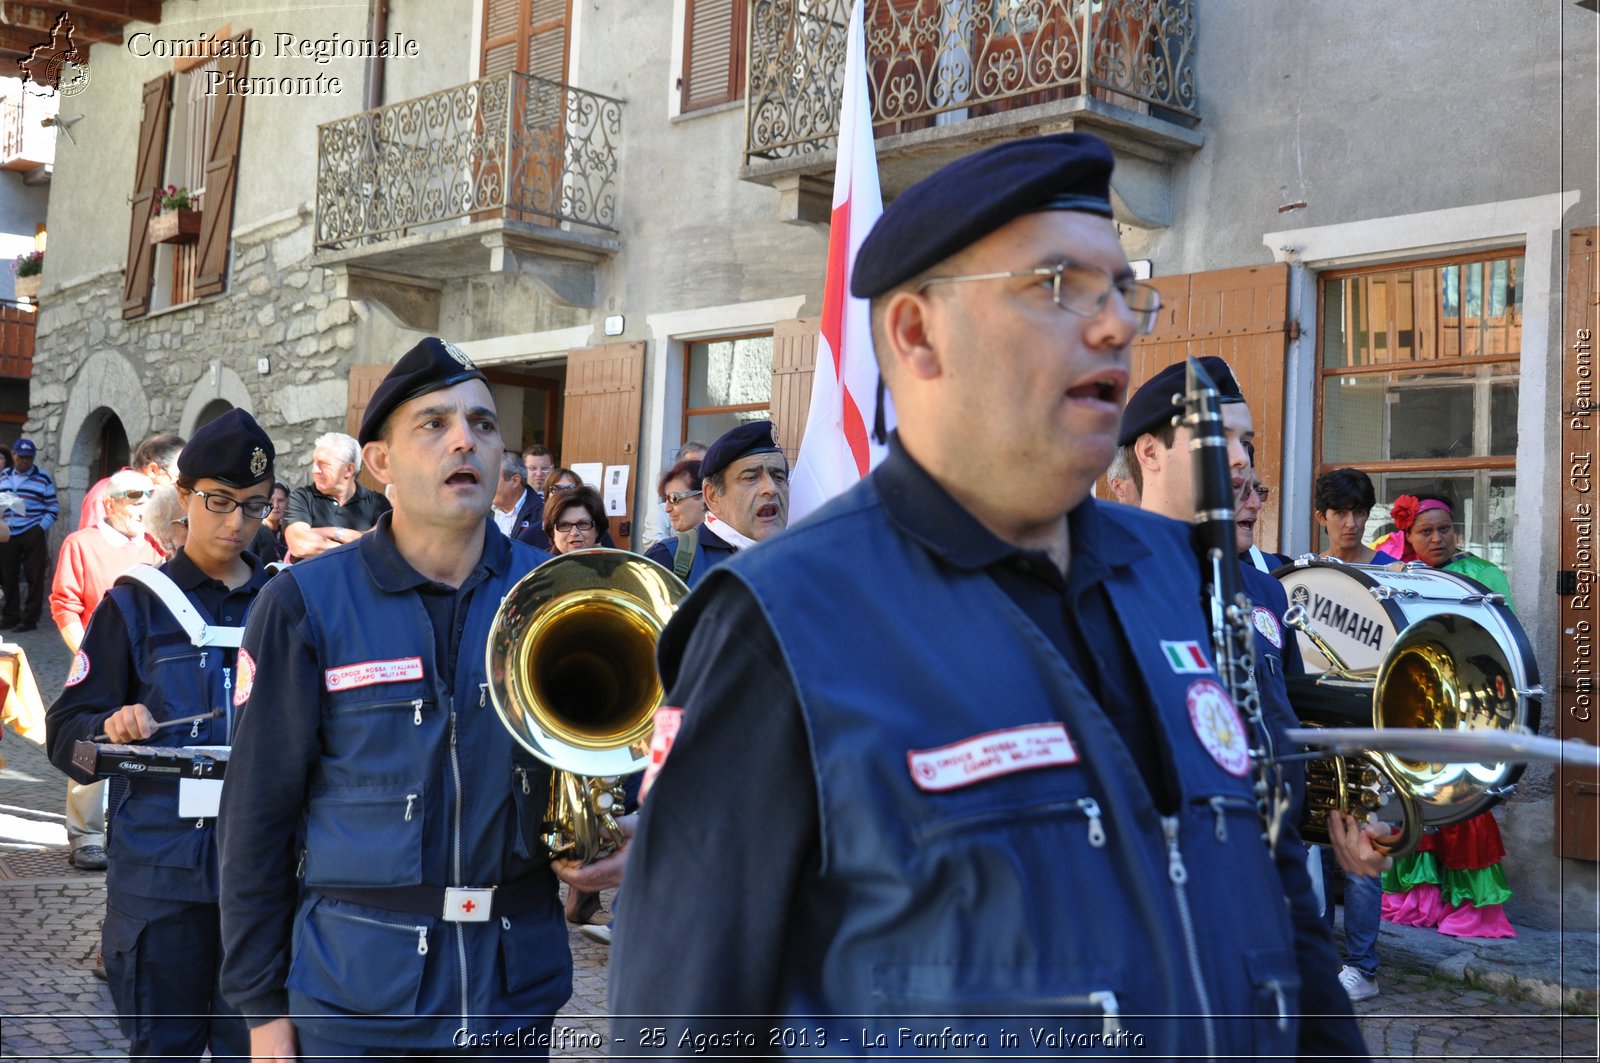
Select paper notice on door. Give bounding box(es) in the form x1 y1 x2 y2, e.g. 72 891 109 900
603 465 629 516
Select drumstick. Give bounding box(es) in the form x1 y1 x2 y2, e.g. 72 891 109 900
93 709 223 744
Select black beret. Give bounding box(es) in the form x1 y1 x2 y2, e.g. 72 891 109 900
1117 356 1245 448
700 420 784 483
358 337 488 445
179 408 275 488
851 132 1115 299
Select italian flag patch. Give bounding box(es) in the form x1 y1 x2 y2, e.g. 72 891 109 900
1161 640 1211 673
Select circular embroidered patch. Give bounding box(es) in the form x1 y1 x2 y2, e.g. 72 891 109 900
234 649 256 707
64 650 90 688
1186 678 1250 778
1251 605 1284 649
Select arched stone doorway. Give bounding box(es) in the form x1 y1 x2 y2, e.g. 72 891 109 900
91 412 130 482
195 399 233 430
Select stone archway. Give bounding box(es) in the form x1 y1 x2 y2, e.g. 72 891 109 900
179 367 253 440
59 351 150 509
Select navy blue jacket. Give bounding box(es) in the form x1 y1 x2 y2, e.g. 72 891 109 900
509 488 545 547
642 522 738 587
217 518 569 1047
46 552 268 902
615 464 1361 1058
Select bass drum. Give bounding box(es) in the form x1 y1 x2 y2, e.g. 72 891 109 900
1274 558 1542 830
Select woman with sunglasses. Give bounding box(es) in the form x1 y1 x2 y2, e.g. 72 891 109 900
46 409 277 1062
644 457 704 580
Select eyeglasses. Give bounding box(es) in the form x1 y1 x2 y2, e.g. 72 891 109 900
113 490 150 502
1241 484 1271 502
554 518 596 533
548 482 579 493
194 490 274 519
920 258 1162 333
663 489 702 506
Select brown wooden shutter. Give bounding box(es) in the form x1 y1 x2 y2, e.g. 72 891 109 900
771 318 820 464
346 363 395 492
561 342 646 550
681 0 746 112
121 75 171 320
1558 226 1600 861
1129 263 1292 552
194 35 250 298
481 0 569 80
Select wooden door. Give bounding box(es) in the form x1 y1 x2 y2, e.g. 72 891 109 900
346 363 393 493
770 318 820 464
1558 226 1599 861
562 342 646 549
1130 263 1292 552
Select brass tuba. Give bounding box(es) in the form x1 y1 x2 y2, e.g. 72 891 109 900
486 548 688 862
1282 565 1542 859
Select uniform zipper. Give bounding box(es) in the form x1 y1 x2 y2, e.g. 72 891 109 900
1075 798 1106 848
449 703 468 1032
412 699 424 726
1161 815 1216 1057
329 907 429 956
514 767 530 794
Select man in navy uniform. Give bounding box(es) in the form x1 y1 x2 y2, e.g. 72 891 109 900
643 420 789 586
612 134 1366 1058
218 338 619 1060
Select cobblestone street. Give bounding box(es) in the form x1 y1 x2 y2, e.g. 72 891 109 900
1 623 1596 1059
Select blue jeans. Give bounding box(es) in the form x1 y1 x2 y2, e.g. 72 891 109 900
1341 871 1382 976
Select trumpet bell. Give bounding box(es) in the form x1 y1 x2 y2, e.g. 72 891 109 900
487 548 688 780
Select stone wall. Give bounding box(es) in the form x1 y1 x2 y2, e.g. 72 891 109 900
26 214 383 531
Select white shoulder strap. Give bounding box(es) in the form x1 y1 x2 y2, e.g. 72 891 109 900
1248 544 1273 574
117 565 244 649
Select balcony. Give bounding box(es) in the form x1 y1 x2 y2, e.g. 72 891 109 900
313 72 623 328
743 0 1203 226
0 89 56 182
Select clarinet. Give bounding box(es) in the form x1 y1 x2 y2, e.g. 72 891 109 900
1178 358 1287 849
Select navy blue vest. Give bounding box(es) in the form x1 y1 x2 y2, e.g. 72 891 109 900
102 577 243 903
699 481 1304 1057
280 535 570 1046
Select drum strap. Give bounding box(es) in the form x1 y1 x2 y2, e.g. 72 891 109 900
117 565 244 649
1247 545 1273 574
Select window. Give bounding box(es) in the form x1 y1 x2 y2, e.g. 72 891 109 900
681 0 747 112
1317 250 1523 573
481 0 570 80
122 35 250 319
683 333 772 443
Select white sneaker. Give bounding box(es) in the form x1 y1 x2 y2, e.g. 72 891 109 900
579 923 612 946
1338 964 1379 1002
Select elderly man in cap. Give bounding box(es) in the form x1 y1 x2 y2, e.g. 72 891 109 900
612 134 1366 1058
643 421 788 585
46 409 277 1062
219 338 617 1060
0 437 59 631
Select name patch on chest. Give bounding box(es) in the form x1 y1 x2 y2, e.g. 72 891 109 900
907 723 1078 792
324 656 424 692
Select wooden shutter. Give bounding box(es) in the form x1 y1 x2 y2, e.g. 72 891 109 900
1559 226 1600 861
121 75 171 320
194 35 250 298
346 363 394 492
481 0 569 80
1129 263 1292 552
770 318 820 464
681 0 746 112
561 342 646 549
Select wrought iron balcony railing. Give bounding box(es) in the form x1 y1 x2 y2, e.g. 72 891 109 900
316 72 622 250
747 0 1197 163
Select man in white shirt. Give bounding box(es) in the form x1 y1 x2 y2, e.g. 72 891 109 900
491 454 539 540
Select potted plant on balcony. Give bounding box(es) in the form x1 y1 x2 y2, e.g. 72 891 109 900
12 249 41 301
147 185 201 245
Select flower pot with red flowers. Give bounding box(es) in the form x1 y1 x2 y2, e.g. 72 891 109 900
12 250 41 300
148 185 201 245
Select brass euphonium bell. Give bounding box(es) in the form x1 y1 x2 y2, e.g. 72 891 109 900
486 548 689 863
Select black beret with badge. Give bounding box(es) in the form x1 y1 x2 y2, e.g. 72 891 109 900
851 132 1116 300
700 419 784 483
179 407 275 488
358 336 488 445
1116 355 1245 448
